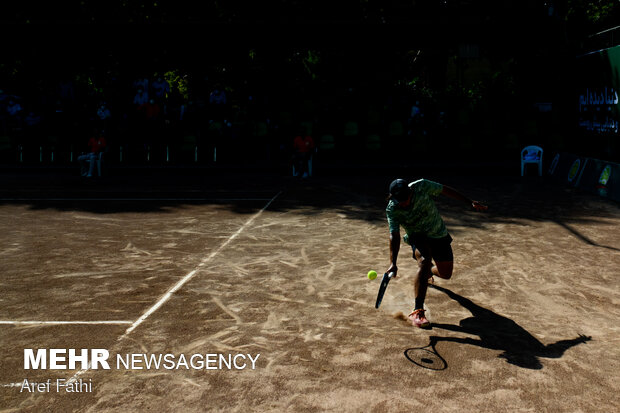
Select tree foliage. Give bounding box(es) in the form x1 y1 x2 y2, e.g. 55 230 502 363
567 0 620 24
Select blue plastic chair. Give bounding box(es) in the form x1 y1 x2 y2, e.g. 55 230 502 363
521 145 543 176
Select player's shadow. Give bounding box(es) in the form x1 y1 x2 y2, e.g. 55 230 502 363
426 285 591 369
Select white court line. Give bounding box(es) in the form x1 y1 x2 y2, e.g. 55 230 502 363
66 191 282 384
0 321 132 325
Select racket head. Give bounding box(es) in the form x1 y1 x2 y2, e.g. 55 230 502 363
375 272 394 308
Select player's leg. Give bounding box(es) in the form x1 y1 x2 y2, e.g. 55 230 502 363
409 239 432 328
411 240 432 305
414 255 432 308
431 261 453 279
414 247 434 282
429 235 454 280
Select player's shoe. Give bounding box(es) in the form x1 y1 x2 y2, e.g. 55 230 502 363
408 308 431 328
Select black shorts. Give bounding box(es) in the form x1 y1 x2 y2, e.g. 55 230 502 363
409 233 453 262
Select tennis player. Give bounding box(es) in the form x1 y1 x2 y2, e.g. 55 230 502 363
385 178 487 328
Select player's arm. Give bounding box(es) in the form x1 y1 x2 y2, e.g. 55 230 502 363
441 185 488 211
388 230 400 276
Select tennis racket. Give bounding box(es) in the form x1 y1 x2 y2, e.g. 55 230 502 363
375 272 395 309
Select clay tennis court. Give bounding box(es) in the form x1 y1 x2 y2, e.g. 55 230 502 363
1 169 619 412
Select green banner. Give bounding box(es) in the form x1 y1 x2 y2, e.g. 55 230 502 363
576 45 620 156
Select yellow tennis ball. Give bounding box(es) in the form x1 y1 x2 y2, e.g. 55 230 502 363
367 270 378 280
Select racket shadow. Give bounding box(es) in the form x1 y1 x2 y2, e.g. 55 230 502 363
404 342 448 371
421 285 592 370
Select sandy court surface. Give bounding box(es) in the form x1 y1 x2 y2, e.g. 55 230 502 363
0 174 619 412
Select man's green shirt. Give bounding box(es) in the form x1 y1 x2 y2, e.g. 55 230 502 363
386 179 448 242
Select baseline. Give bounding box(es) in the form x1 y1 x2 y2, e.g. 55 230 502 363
66 191 282 383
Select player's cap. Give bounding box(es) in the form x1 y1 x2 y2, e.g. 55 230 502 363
389 179 412 202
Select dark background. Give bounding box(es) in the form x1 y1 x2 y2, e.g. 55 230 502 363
1 1 618 172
